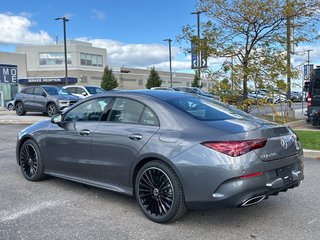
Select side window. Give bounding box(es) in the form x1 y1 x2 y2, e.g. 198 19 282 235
34 87 44 96
66 87 76 94
21 87 34 95
108 98 144 124
64 98 111 122
140 107 159 126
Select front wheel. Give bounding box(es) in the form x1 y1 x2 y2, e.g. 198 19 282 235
47 103 58 117
19 139 46 181
135 160 187 223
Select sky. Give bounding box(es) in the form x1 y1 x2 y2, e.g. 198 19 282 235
0 0 204 72
0 0 319 82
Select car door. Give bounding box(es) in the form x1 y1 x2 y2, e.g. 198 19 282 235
33 87 47 111
20 87 35 110
90 97 160 187
45 97 112 178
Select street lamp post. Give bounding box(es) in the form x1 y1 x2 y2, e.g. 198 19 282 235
163 38 173 87
191 10 206 88
55 17 69 85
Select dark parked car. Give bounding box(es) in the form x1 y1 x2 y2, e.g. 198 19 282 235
306 67 320 125
16 91 303 223
14 85 80 117
290 91 302 102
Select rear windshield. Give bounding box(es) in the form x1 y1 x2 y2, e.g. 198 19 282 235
166 96 254 121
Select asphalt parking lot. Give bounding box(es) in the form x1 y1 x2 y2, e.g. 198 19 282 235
0 124 320 240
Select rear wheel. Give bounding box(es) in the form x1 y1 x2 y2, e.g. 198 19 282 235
19 139 46 181
47 103 58 117
15 102 26 116
135 160 187 223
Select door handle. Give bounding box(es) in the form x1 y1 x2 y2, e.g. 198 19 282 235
128 133 142 141
79 129 90 136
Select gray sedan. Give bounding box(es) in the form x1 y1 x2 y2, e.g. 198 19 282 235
16 90 304 223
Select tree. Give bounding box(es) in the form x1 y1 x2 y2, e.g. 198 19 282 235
145 67 162 89
179 0 320 100
101 66 118 90
191 74 200 87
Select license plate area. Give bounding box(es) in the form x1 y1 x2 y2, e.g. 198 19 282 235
277 166 293 183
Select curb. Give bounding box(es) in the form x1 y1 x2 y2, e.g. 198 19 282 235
303 149 320 159
285 119 306 129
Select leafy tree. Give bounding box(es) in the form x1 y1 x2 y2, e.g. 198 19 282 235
145 67 162 89
101 66 118 90
179 0 320 100
191 74 200 87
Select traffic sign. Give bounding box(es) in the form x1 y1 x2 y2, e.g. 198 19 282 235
191 38 197 69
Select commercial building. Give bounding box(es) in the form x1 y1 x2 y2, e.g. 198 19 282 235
0 40 211 107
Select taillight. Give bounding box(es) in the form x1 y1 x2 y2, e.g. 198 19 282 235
202 139 267 157
307 93 312 107
240 171 264 179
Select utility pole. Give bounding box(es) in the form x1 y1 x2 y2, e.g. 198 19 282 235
55 17 69 85
306 49 313 65
163 38 173 87
191 10 206 88
286 0 292 109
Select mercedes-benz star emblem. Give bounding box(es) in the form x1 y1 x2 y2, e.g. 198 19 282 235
280 138 288 149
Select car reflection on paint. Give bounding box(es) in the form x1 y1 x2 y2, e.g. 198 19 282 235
16 90 304 223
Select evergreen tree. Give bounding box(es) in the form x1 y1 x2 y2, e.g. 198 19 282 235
191 75 199 87
101 66 118 90
145 67 162 89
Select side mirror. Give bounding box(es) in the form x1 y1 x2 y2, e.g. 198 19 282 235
51 114 62 124
41 92 47 97
82 92 87 96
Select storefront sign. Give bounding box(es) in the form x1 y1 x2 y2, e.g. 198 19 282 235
18 77 77 84
0 64 17 83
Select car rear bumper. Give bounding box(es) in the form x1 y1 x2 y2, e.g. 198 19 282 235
173 144 304 209
186 165 303 209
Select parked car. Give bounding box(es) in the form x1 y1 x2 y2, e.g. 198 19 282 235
150 87 175 91
63 85 105 98
14 85 80 117
16 90 303 223
172 86 220 100
6 100 15 111
290 91 302 102
306 67 320 124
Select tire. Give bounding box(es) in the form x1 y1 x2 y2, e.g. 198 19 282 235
135 160 187 223
15 102 26 116
19 139 46 181
7 103 14 111
47 103 58 117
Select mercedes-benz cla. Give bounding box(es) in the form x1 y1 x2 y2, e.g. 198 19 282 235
16 90 304 223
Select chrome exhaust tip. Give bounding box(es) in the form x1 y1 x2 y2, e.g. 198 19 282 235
241 195 266 207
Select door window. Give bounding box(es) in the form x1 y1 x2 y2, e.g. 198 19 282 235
34 87 45 96
64 98 112 122
139 107 159 126
21 87 34 95
108 98 144 124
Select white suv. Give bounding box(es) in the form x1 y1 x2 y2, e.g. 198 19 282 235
64 85 105 98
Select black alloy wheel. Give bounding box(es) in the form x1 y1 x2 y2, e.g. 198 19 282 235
47 103 57 117
19 140 46 181
15 102 26 116
135 161 186 223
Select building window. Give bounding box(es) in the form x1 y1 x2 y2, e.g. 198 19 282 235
39 53 71 65
138 79 143 86
80 53 103 67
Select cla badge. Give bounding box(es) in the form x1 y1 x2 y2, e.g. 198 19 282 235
280 138 288 149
